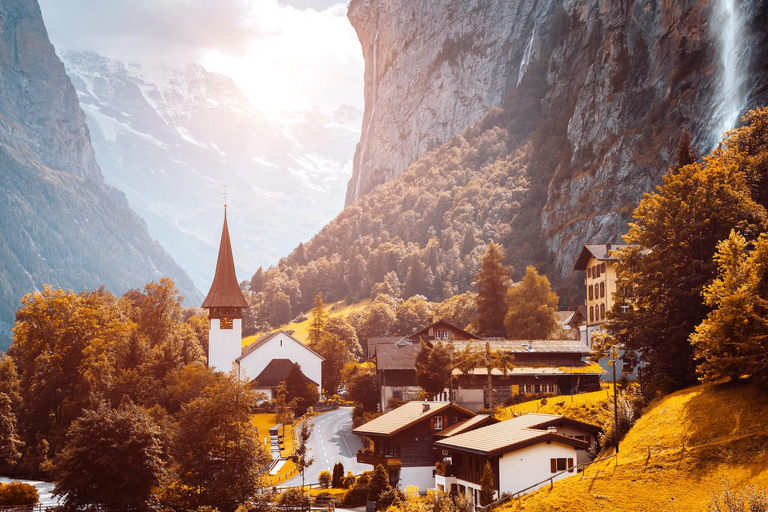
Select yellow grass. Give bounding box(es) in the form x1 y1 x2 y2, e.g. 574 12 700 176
497 387 614 422
501 380 768 511
252 414 298 486
242 299 371 347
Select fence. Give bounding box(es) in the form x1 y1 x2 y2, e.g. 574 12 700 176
0 506 61 512
477 454 618 512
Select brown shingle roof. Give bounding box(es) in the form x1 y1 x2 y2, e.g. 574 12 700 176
436 414 498 438
434 413 592 456
573 243 637 270
375 342 421 371
250 359 318 388
202 211 248 309
353 401 473 437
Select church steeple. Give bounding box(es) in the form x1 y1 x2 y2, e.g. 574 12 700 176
202 209 248 311
203 204 247 371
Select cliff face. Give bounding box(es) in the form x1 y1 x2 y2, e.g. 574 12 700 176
0 0 200 348
346 0 768 278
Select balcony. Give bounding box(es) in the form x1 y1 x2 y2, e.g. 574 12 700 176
356 450 401 468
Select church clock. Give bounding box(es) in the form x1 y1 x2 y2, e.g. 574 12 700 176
220 317 234 330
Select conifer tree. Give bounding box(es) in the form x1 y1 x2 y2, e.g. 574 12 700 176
309 292 329 349
480 461 496 506
414 340 453 399
367 464 391 504
504 266 559 340
474 242 512 337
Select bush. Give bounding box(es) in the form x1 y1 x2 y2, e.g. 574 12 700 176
708 483 768 511
0 482 39 506
318 470 332 488
278 488 309 506
341 471 356 489
342 472 372 507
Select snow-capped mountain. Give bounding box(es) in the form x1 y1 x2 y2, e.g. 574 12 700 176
60 50 361 293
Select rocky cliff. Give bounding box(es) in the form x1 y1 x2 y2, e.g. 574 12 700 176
345 0 768 278
0 0 199 349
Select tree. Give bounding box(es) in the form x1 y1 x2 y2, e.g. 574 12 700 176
295 415 315 488
414 340 453 399
673 128 699 173
325 317 363 361
54 401 165 511
691 231 768 388
480 342 514 409
171 374 270 512
474 242 512 337
343 363 379 412
308 293 329 348
504 266 559 339
274 383 293 438
435 291 478 330
332 462 345 488
394 296 432 335
479 461 496 506
0 393 22 470
608 146 767 395
315 332 351 396
284 363 319 416
358 301 396 354
367 464 392 505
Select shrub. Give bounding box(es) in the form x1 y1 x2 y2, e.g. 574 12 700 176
341 471 356 489
318 470 332 488
0 482 39 506
342 472 372 507
278 488 309 506
708 483 768 512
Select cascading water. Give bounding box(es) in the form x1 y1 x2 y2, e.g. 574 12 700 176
711 0 756 144
517 22 537 87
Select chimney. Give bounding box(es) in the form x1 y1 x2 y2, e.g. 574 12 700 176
606 243 612 253
428 315 434 325
423 403 430 413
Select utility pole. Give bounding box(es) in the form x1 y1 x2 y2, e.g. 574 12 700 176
610 345 619 454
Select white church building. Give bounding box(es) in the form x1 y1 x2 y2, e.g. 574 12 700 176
202 208 323 395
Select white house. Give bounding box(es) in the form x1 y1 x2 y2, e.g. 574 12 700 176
237 330 324 398
434 413 600 506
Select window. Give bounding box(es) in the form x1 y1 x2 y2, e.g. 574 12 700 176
601 263 606 274
453 416 459 424
588 285 593 301
595 265 600 278
587 267 592 279
522 384 532 394
589 306 594 322
434 329 449 340
600 304 605 320
600 282 605 298
550 458 574 473
434 416 443 430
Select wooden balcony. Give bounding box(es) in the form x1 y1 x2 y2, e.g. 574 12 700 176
356 451 402 468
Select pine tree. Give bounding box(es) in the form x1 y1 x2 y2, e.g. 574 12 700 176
673 128 699 172
367 464 391 504
480 461 495 506
309 292 329 349
474 242 512 337
414 340 453 399
504 266 559 340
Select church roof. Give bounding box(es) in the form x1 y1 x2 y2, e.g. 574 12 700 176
202 210 248 309
250 358 318 388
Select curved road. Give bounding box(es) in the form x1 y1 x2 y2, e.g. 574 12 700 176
283 407 370 487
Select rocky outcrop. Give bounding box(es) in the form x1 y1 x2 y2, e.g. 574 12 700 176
0 0 200 348
346 0 768 278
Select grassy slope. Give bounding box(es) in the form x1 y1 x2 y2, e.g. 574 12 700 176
251 413 297 485
503 380 768 511
242 299 371 347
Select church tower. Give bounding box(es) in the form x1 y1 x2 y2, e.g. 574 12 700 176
202 207 248 371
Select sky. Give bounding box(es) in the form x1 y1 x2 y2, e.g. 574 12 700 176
37 0 364 112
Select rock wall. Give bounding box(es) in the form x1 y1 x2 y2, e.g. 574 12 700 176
346 0 768 277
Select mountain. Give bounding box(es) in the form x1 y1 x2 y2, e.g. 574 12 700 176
0 1 199 350
246 0 768 319
59 50 362 291
345 0 768 278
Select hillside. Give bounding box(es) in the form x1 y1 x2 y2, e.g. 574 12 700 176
0 0 199 350
505 380 768 511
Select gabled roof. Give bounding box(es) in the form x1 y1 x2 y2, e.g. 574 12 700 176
375 342 420 371
237 330 324 363
573 243 633 271
405 320 481 341
436 414 498 439
250 358 318 388
353 401 474 437
202 211 249 309
434 413 595 456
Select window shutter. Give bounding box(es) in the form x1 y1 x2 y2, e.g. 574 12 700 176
568 458 574 472
550 459 557 473
430 417 435 429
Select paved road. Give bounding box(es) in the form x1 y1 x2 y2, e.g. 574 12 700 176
283 407 370 487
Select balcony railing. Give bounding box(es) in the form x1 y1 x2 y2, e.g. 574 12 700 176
356 450 402 467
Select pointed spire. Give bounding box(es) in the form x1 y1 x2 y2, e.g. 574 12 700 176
202 209 248 309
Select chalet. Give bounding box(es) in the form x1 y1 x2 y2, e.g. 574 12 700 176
573 243 638 379
237 330 324 398
434 413 601 506
369 319 480 358
353 401 484 492
375 336 604 412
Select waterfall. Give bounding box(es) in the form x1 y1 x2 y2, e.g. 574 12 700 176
711 0 756 143
517 23 537 87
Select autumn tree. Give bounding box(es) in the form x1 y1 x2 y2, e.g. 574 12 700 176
691 231 768 387
504 266 559 340
170 374 269 512
295 415 315 488
474 242 512 337
367 464 392 505
54 401 165 512
414 340 454 399
435 291 478 330
479 461 496 506
284 363 320 416
608 131 767 395
308 292 329 348
394 296 432 335
314 332 351 396
343 363 379 412
325 316 363 361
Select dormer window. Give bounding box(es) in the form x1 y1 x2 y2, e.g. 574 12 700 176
434 329 449 340
434 416 443 430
